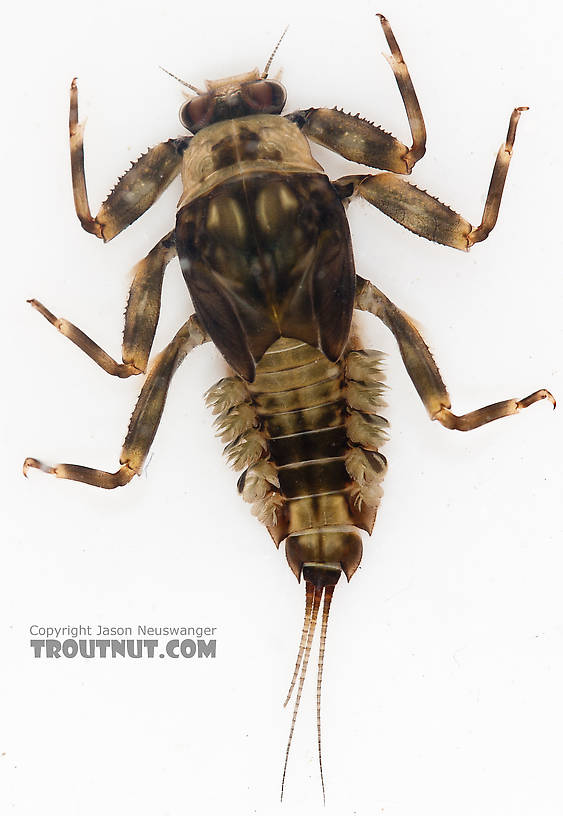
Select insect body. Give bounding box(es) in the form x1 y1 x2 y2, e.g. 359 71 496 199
24 16 554 800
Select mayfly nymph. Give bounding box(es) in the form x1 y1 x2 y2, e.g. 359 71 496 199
24 15 554 800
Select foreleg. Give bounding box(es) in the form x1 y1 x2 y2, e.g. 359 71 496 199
355 276 554 430
287 15 425 174
23 315 209 488
70 79 189 240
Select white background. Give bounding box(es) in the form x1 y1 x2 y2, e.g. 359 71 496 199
2 0 563 814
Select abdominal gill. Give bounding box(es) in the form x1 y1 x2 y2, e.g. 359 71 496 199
281 581 336 802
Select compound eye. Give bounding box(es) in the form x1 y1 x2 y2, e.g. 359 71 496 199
180 95 215 131
240 80 286 113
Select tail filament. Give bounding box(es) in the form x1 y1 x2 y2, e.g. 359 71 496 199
284 582 315 707
280 580 336 802
317 584 335 803
281 583 322 801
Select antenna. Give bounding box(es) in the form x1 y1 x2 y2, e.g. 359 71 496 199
262 26 289 78
158 66 204 95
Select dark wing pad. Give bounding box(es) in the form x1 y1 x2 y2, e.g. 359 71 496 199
176 172 355 380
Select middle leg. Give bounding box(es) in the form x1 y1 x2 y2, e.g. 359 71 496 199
355 276 554 430
29 230 176 377
334 107 528 251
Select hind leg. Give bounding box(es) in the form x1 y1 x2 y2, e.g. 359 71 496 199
23 315 209 488
355 276 555 430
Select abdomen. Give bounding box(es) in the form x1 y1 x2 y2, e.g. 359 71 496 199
206 334 389 584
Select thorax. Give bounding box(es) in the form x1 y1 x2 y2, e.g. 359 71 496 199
179 114 323 208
